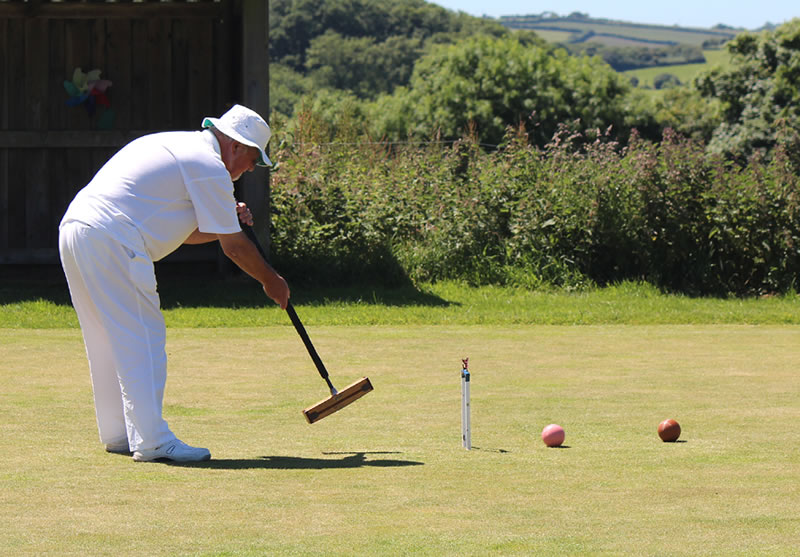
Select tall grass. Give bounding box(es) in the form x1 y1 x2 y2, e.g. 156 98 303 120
271 117 799 296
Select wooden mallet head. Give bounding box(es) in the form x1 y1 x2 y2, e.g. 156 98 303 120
302 377 373 424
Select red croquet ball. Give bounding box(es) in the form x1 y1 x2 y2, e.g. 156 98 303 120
658 419 681 442
541 424 565 447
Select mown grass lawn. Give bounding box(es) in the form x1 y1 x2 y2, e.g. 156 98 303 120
1 276 799 555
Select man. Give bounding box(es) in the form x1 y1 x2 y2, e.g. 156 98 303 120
59 104 289 463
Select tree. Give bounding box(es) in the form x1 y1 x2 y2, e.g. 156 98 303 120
305 31 421 98
269 0 507 72
649 88 722 142
696 18 800 160
383 36 630 146
653 73 681 90
270 64 313 118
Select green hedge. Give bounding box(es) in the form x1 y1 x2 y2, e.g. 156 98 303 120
269 122 800 296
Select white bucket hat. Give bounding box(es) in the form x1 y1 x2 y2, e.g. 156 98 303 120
202 104 272 167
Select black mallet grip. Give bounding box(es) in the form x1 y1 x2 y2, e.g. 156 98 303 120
285 303 337 395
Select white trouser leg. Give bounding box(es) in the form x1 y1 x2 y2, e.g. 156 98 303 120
65 268 127 446
59 221 175 452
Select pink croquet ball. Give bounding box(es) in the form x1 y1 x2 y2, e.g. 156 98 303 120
541 424 565 447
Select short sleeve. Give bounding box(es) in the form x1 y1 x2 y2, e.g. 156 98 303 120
185 176 241 235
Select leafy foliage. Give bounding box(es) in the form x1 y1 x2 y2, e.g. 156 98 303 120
696 18 800 160
264 12 800 296
567 43 706 72
305 32 422 98
269 111 800 296
269 0 508 99
368 35 631 147
653 73 682 89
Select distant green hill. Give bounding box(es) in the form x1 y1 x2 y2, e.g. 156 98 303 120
496 12 743 75
499 13 740 48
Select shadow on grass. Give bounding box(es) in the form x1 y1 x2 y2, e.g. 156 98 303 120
0 263 453 308
169 451 424 470
157 278 453 309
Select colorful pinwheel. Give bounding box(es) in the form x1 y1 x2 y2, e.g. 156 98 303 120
64 68 114 126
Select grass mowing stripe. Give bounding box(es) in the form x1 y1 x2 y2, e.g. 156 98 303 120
2 279 799 327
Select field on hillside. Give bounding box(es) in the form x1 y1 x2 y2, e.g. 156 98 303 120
502 16 738 47
624 48 732 88
528 29 573 43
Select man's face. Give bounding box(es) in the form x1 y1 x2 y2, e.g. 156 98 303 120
224 142 261 181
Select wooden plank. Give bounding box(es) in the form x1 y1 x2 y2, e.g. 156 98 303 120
213 0 237 272
47 18 67 131
214 0 234 110
74 149 94 218
0 148 7 249
238 0 271 254
64 147 88 202
0 248 60 265
26 150 49 247
0 3 225 20
90 17 108 83
170 18 191 129
147 16 172 129
241 0 268 115
0 19 7 249
48 147 68 237
265 0 272 257
7 149 25 249
0 18 8 129
6 18 25 250
23 18 50 247
187 17 215 127
266 2 271 122
90 147 114 186
26 17 49 129
105 18 132 130
6 14 25 130
130 18 148 129
64 18 93 131
88 18 115 132
0 130 156 148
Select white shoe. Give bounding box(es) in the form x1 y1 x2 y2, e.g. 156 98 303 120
105 441 132 455
132 439 211 462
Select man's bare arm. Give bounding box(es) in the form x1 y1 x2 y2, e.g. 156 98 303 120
217 231 290 309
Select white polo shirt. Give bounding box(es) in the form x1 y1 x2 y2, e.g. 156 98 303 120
61 130 240 261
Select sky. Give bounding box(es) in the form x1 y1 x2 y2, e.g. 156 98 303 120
427 1 798 30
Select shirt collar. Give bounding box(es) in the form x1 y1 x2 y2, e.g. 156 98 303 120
201 128 222 158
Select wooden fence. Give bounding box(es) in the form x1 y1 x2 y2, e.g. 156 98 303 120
0 0 240 264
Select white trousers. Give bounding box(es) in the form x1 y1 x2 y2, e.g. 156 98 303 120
59 221 175 452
